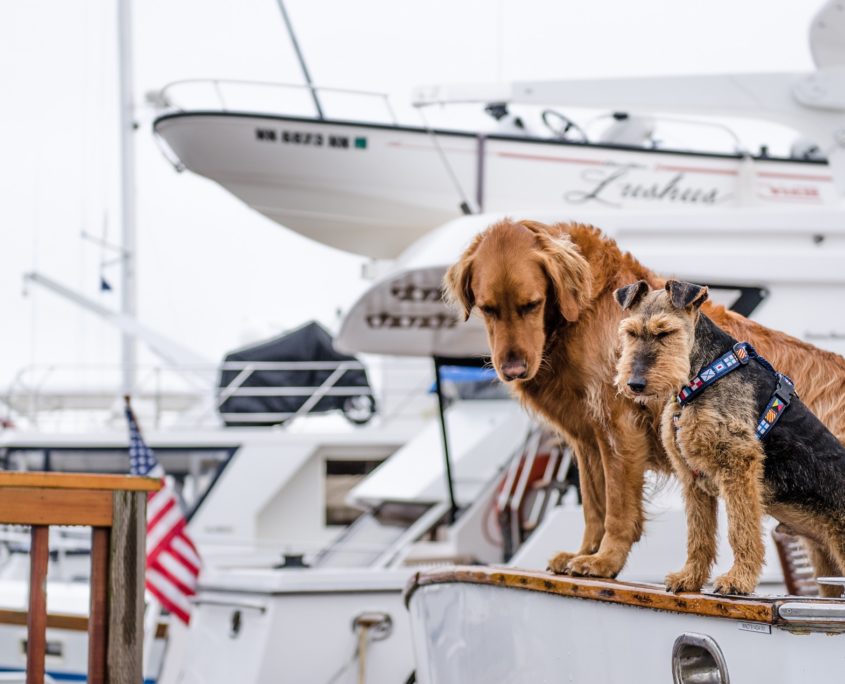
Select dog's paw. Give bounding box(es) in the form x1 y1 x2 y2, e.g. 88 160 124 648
547 551 577 575
712 570 757 596
565 553 621 578
665 568 705 593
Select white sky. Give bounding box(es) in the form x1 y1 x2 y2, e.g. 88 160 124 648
0 0 820 395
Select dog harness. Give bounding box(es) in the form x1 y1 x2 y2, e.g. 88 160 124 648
676 342 795 440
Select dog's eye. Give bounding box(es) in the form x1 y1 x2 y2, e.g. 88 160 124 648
656 330 672 339
625 329 638 338
480 305 499 318
517 301 541 316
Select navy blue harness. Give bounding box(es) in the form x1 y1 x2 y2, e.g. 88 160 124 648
676 342 796 440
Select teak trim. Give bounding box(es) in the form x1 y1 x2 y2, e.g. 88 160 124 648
0 472 160 492
405 566 777 624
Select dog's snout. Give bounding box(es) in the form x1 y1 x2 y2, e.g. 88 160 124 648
627 378 647 394
501 354 528 381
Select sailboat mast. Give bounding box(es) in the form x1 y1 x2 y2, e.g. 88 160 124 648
117 0 137 394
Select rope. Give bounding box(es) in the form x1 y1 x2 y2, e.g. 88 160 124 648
324 624 370 684
416 107 476 215
357 624 369 684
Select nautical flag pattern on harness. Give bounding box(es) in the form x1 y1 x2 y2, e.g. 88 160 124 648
756 390 791 439
673 340 793 441
676 343 753 406
126 403 201 624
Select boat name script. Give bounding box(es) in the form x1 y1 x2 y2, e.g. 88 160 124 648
565 166 726 207
255 127 367 150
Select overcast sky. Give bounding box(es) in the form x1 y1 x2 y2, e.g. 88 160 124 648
0 0 820 398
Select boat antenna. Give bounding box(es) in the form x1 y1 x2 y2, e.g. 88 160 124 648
274 0 325 120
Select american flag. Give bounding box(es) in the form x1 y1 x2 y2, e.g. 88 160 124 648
126 400 201 624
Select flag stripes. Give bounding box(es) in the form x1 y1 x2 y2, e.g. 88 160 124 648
126 403 200 624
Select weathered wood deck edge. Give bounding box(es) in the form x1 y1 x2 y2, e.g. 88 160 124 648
404 566 778 624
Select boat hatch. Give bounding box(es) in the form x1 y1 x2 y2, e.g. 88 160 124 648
672 633 730 684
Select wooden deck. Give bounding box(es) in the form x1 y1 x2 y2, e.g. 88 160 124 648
405 566 845 631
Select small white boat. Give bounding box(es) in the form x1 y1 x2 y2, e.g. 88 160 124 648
406 567 845 684
152 91 838 259
150 0 845 260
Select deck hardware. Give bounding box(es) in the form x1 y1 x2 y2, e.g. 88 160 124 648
778 602 845 622
672 633 730 684
190 598 268 613
351 612 393 642
229 610 242 639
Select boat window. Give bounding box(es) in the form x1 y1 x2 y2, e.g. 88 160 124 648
325 458 384 526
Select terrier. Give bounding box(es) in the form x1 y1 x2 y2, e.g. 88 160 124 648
614 279 845 595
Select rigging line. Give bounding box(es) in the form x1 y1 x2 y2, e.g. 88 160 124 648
416 107 476 215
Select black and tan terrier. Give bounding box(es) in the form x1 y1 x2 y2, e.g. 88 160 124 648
614 279 845 595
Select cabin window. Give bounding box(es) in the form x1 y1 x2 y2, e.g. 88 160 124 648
324 459 383 526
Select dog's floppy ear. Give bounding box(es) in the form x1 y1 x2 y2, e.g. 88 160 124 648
521 221 592 323
665 280 708 310
443 232 484 321
614 280 650 310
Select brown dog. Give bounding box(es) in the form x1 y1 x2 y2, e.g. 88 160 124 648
444 218 845 585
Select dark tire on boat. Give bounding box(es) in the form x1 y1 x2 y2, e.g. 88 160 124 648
342 395 376 425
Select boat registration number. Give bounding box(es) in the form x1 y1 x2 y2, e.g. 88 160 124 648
255 127 367 150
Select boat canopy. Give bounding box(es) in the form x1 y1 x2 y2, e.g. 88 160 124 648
219 321 373 425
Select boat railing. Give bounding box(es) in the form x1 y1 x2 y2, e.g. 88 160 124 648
497 427 575 560
215 359 374 425
1 359 426 431
151 78 399 125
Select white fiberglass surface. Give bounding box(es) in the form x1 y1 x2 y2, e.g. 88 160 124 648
410 583 845 683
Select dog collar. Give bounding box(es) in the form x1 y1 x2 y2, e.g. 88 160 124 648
676 341 795 440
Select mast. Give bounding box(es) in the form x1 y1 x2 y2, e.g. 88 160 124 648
117 0 137 394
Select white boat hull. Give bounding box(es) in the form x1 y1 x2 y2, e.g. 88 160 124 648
158 570 414 684
154 112 838 258
407 568 845 684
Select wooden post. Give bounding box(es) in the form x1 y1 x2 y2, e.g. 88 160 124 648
88 527 110 684
26 525 49 684
0 473 158 684
107 490 147 684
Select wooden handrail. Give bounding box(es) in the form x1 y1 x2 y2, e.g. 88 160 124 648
0 471 160 491
0 473 157 684
0 609 169 639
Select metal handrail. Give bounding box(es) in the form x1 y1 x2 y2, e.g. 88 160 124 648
153 78 398 125
2 360 381 429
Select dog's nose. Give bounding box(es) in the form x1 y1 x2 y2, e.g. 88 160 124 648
627 379 646 394
501 358 528 381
